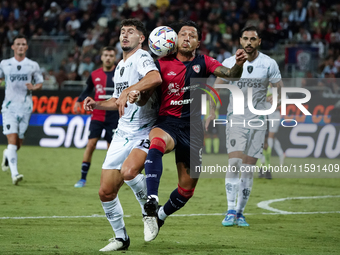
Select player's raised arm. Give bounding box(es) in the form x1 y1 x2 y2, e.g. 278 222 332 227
84 96 118 111
213 49 247 79
116 69 162 117
26 82 43 91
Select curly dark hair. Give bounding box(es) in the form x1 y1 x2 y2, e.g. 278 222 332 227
120 19 147 37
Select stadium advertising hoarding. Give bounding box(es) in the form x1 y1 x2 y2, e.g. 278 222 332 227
0 90 108 150
0 89 339 158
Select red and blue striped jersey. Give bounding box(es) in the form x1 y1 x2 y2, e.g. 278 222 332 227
156 54 221 121
77 67 118 123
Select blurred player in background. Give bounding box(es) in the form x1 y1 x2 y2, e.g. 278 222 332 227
204 98 220 154
84 19 162 251
207 26 283 227
73 46 119 188
1 35 43 185
258 84 285 179
129 20 247 242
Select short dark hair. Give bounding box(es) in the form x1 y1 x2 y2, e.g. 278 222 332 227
120 19 147 37
102 46 115 53
171 20 202 41
240 26 261 38
12 34 28 44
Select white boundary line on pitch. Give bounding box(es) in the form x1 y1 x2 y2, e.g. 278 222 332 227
257 195 340 214
1 195 340 220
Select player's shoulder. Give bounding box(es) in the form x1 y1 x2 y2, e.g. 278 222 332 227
157 53 176 65
258 52 277 65
135 49 153 60
0 57 14 65
91 67 104 75
24 57 39 66
222 55 236 66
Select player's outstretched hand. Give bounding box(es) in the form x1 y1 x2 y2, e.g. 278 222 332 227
116 90 129 117
73 101 82 114
235 49 248 66
205 112 216 131
84 97 96 111
128 90 141 104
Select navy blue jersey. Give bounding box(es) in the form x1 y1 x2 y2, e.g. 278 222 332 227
155 54 221 121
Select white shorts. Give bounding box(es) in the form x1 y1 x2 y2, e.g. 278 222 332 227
2 111 31 139
268 111 281 133
226 126 266 158
102 128 150 170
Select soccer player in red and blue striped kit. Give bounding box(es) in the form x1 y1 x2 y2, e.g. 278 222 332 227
73 46 119 188
128 21 247 241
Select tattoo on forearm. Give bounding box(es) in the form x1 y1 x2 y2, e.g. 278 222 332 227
229 64 243 78
215 65 243 78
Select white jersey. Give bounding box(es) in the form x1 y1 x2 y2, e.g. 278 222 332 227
222 52 281 130
0 57 43 114
113 49 158 134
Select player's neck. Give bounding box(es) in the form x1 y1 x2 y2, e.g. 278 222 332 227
247 50 259 62
14 55 25 62
177 51 195 62
122 46 140 62
103 65 115 72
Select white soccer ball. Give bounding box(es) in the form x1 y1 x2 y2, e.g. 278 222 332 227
148 26 178 57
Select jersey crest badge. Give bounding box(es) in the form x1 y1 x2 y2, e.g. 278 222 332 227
17 65 21 71
247 66 253 73
120 67 125 76
192 65 200 73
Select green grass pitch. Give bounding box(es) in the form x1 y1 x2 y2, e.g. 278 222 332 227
0 145 339 254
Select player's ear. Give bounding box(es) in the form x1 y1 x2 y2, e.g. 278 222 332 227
139 34 145 44
196 41 200 49
259 38 261 46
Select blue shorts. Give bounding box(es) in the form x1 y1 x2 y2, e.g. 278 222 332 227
89 120 117 143
153 116 203 176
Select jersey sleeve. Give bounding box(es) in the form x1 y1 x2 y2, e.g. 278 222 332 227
136 52 158 77
268 59 282 84
204 55 222 74
77 74 94 102
112 73 119 99
220 57 236 82
33 62 44 84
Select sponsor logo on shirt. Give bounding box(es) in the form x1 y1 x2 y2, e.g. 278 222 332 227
143 59 153 68
10 74 28 82
167 71 176 76
116 81 129 94
95 77 101 81
96 84 104 93
170 98 194 105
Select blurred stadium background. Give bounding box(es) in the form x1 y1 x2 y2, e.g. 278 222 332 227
0 1 340 254
0 0 339 159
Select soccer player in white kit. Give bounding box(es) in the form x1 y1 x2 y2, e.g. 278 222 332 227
1 35 43 185
84 19 162 251
206 26 283 227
